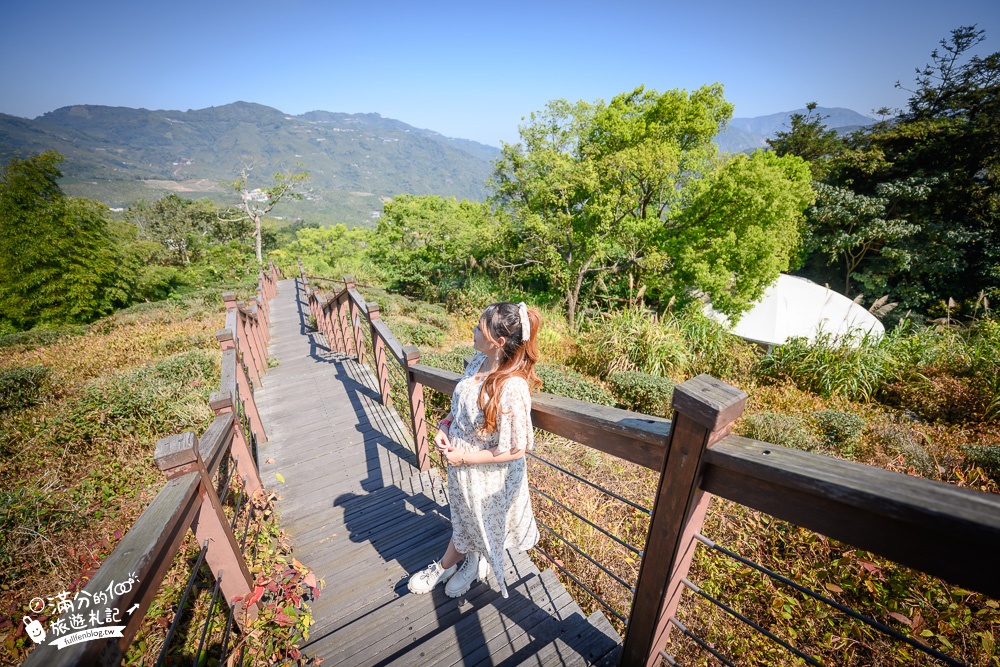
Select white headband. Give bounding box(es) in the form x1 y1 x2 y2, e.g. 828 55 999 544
517 302 530 342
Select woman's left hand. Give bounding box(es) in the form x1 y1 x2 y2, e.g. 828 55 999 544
445 450 466 467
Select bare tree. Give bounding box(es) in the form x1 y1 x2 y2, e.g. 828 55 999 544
227 161 309 263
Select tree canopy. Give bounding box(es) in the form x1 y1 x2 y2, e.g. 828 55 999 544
0 152 137 331
492 85 740 327
490 85 814 325
368 194 494 297
775 26 999 318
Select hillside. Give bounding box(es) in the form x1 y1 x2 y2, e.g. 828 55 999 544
0 103 499 227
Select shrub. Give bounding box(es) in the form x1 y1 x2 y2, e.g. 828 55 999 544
608 371 675 416
738 411 816 451
389 320 447 348
575 306 688 378
421 345 477 375
667 308 761 381
0 326 84 351
64 350 217 446
0 365 52 412
878 317 1000 424
869 422 935 477
812 410 866 457
536 363 615 406
961 445 1000 482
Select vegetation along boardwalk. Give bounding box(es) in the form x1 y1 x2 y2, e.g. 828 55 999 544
254 278 622 666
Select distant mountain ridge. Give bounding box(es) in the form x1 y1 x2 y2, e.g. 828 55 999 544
0 103 874 225
0 102 500 226
716 107 875 154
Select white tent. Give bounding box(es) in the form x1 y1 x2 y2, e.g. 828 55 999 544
705 274 885 348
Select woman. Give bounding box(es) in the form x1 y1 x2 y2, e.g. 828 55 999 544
408 301 541 598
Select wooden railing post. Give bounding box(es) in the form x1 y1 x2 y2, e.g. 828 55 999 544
336 286 353 358
403 344 431 471
239 301 267 377
217 328 267 444
223 293 261 388
325 296 345 354
368 302 393 407
621 374 747 667
154 432 259 626
210 391 263 495
320 292 339 353
256 289 270 340
306 287 318 328
344 275 365 363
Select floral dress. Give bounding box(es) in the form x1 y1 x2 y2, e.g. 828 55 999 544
447 352 539 597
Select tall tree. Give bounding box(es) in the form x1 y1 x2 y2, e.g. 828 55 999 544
807 180 927 296
795 26 1000 315
663 150 815 318
227 162 309 263
492 85 733 328
0 152 136 331
126 194 216 265
368 194 494 297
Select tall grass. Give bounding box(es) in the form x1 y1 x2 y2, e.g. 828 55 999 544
759 316 1000 423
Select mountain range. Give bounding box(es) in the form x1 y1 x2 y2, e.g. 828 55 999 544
0 103 873 227
715 107 875 153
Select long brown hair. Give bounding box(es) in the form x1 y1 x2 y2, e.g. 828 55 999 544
477 302 542 434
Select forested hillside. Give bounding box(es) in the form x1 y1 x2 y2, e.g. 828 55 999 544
0 102 498 226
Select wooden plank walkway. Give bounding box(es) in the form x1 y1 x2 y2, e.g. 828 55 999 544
254 278 622 666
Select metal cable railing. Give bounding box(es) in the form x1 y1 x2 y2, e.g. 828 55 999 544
153 466 257 666
682 577 825 666
527 451 652 515
529 484 643 557
155 541 208 666
526 449 652 630
533 541 629 625
536 521 635 594
666 616 738 667
691 532 967 667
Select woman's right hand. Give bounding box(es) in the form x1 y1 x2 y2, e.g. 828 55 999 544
434 425 451 454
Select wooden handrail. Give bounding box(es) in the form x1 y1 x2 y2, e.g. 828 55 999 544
24 268 279 665
702 435 1000 599
409 363 671 470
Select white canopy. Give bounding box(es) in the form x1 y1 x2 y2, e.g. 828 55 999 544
705 274 885 348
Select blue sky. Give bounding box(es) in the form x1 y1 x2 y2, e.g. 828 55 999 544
1 0 996 146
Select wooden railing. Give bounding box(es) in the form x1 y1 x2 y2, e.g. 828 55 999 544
295 270 1000 666
298 263 433 471
23 262 282 666
408 365 1000 667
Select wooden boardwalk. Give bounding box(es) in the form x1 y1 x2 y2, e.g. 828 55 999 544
254 279 622 666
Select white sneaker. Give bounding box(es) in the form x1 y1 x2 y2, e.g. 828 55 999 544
408 561 456 594
445 552 488 598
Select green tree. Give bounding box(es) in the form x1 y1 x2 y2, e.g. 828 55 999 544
664 150 815 318
767 102 848 181
226 162 309 264
0 152 137 331
807 180 928 296
276 223 372 277
792 27 1000 316
126 194 217 265
492 85 733 328
368 194 494 298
